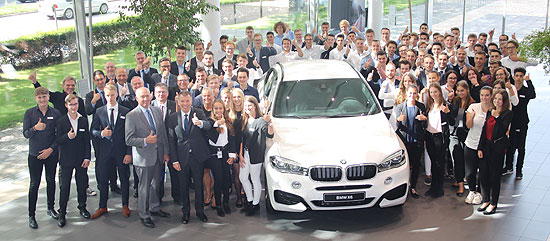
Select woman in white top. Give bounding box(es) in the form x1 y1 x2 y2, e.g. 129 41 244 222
464 86 493 205
424 83 452 198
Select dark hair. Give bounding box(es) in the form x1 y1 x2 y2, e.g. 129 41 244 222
493 89 510 114
220 35 229 41
336 34 345 39
398 60 411 68
94 70 105 78
489 49 502 56
467 33 477 39
237 67 249 77
420 23 428 28
282 37 291 44
444 70 459 84
266 31 274 36
381 27 390 32
195 67 206 73
514 67 527 75
386 40 398 48
246 26 254 30
473 43 485 50
432 42 443 48
453 80 474 110
479 32 488 38
366 28 375 34
420 32 429 38
176 46 186 51
376 50 387 57
274 21 286 33
488 42 498 49
159 57 171 64
204 50 214 57
321 22 329 26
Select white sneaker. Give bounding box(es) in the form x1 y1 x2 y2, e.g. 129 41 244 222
465 191 474 204
472 192 482 205
86 187 97 196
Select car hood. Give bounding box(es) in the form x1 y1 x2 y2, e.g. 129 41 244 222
271 114 402 166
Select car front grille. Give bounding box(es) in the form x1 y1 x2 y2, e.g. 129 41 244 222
311 198 375 207
310 167 342 181
346 164 377 180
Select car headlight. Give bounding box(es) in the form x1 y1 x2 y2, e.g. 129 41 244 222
269 156 308 176
377 150 406 172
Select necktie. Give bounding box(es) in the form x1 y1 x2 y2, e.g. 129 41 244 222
100 91 106 105
184 113 189 134
161 106 165 121
207 69 211 76
145 109 157 135
109 108 115 129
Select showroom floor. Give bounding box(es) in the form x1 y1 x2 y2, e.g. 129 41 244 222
2 65 550 241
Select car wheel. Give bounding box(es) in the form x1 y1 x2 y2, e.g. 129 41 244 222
64 8 74 19
99 4 108 14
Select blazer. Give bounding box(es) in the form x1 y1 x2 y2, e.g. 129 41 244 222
394 101 428 143
449 102 469 142
187 57 201 82
120 93 138 110
33 81 86 116
206 119 238 155
128 68 159 92
168 87 190 102
217 54 238 71
151 99 176 122
151 73 178 89
242 118 273 165
55 114 91 167
170 60 188 76
166 108 213 166
85 89 106 116
125 105 169 167
477 109 513 150
251 46 278 72
90 104 132 161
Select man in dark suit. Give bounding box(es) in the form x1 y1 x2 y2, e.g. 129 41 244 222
217 40 238 73
250 33 278 72
85 70 121 195
125 87 171 228
55 94 91 227
203 51 222 77
167 91 213 224
120 76 144 111
152 57 178 88
127 51 158 92
168 74 191 101
187 41 205 83
151 83 179 204
90 85 132 219
189 67 208 99
29 72 86 116
170 46 189 76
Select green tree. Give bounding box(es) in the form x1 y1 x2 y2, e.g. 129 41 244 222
120 0 218 59
519 28 550 74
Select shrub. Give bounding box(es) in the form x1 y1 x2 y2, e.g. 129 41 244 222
519 28 550 74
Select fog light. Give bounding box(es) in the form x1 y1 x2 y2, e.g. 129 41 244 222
384 177 393 185
291 181 301 189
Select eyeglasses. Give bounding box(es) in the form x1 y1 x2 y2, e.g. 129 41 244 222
160 65 170 68
506 46 517 49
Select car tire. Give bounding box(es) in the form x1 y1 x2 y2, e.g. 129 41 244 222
99 4 108 14
63 8 74 19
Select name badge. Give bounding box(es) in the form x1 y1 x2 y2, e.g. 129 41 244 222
217 150 223 159
47 116 54 120
441 122 448 126
261 56 267 59
249 128 255 132
519 95 526 98
79 129 85 132
120 116 126 119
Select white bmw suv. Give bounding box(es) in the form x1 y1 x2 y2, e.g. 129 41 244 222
261 60 409 212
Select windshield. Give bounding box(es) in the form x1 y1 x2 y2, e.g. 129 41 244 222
272 78 381 118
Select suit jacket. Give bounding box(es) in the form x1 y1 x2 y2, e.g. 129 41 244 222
151 99 176 123
85 89 106 116
206 120 238 155
56 114 91 167
170 61 188 76
242 118 273 165
90 105 132 162
205 67 222 77
217 54 238 70
478 109 513 150
394 101 428 143
151 73 178 89
166 108 213 166
125 105 169 167
120 93 138 110
251 46 278 72
33 81 86 116
128 68 159 92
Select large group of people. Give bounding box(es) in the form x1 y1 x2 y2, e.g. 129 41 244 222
23 19 538 229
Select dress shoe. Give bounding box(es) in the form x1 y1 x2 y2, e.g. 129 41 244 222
57 215 66 227
140 217 155 228
29 216 38 229
410 188 420 199
240 201 252 214
430 190 444 198
245 204 259 216
236 200 243 208
123 205 131 217
47 208 59 220
223 203 231 214
181 214 190 224
151 210 170 217
483 205 497 215
477 203 490 212
203 194 213 207
424 188 434 197
79 208 91 219
133 189 138 198
216 207 225 217
91 208 108 219
110 185 122 195
86 187 97 196
197 212 208 222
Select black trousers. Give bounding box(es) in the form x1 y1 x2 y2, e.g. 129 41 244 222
93 141 118 190
28 154 57 216
426 132 446 193
59 164 89 214
160 160 181 202
204 151 232 206
178 154 205 215
464 146 481 192
405 142 422 189
479 140 507 205
98 154 130 208
449 135 466 183
505 126 528 171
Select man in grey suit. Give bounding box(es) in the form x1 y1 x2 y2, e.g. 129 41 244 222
125 87 171 228
152 57 178 88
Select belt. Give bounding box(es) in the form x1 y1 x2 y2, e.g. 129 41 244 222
427 132 443 136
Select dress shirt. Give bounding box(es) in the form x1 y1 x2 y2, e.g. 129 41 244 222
138 105 156 146
301 45 325 60
117 82 129 97
347 49 369 70
329 47 347 60
23 106 62 156
107 103 118 127
68 112 83 137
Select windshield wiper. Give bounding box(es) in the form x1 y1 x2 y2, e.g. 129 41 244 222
327 114 361 118
277 115 306 119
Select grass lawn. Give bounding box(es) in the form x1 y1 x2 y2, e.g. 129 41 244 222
220 0 260 4
384 0 425 14
223 5 328 31
0 47 137 130
0 3 37 17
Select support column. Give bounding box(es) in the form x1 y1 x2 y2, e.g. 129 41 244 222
368 0 383 36
424 0 433 29
199 0 221 51
73 0 92 94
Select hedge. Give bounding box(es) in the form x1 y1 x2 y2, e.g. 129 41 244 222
0 17 132 71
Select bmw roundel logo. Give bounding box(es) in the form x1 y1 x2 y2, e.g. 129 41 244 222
340 159 347 164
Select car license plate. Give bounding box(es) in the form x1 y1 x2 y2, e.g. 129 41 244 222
323 192 365 202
